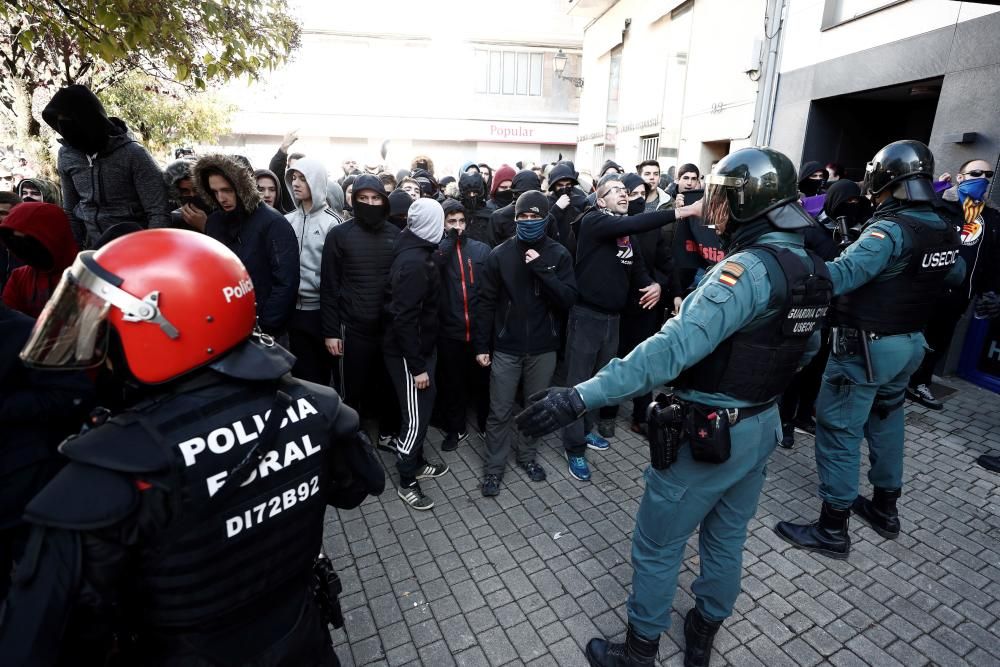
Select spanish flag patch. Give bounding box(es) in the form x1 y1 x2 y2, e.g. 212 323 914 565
870 231 886 240
719 261 743 286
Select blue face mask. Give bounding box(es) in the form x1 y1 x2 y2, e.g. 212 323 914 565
958 178 989 204
516 216 547 242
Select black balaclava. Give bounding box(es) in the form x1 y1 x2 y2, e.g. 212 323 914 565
459 172 485 212
41 84 119 155
798 160 827 197
622 173 646 217
352 175 389 230
493 189 515 208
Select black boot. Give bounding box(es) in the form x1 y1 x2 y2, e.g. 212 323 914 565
683 607 722 667
773 502 851 559
852 487 901 539
585 624 659 667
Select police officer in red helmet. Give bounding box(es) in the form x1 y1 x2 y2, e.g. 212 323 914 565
0 229 383 666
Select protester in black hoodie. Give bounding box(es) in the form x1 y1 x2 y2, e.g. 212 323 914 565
797 160 827 198
475 192 577 498
321 174 401 438
383 198 449 511
41 85 170 248
388 188 413 230
489 169 542 246
458 171 492 244
546 163 587 254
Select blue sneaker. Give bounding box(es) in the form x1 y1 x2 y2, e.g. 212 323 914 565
566 453 591 481
585 432 610 451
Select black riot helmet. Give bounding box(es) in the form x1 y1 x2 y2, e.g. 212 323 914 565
862 140 936 201
703 147 813 232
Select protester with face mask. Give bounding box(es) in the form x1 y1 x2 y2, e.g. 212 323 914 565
15 178 60 206
545 163 586 254
41 84 170 248
0 202 79 318
162 160 211 232
458 171 492 244
388 188 414 230
475 191 577 498
488 164 517 212
321 174 401 440
906 158 1000 410
489 169 544 246
798 161 828 198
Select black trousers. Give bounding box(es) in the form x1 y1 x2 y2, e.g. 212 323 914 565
910 293 970 387
780 331 831 425
600 307 661 424
288 310 334 386
435 337 490 435
338 325 400 435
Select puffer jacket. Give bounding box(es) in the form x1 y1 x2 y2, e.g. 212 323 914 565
285 158 342 311
320 214 399 338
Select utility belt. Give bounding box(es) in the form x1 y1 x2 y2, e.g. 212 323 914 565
311 551 344 629
830 326 885 382
645 393 773 470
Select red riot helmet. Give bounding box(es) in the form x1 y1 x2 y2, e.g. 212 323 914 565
20 228 257 384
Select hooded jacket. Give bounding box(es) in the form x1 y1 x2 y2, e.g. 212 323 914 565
435 209 491 344
16 178 61 206
490 165 517 198
41 85 170 248
388 189 413 229
546 163 585 252
284 158 343 311
458 172 492 244
411 156 435 176
194 154 300 334
320 174 399 338
489 170 542 246
252 168 282 209
267 148 296 213
382 201 444 374
798 161 827 197
164 160 195 209
0 202 79 318
599 160 623 177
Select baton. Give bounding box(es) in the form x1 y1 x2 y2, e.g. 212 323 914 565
858 330 875 383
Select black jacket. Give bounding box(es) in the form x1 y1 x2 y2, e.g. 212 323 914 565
320 217 400 337
488 170 543 246
383 229 441 374
939 190 1000 300
435 231 491 343
474 236 577 356
574 208 679 313
625 226 673 314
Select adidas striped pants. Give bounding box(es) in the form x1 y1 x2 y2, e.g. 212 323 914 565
384 352 437 485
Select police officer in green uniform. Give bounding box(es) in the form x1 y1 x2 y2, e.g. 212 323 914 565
775 140 965 558
516 147 832 667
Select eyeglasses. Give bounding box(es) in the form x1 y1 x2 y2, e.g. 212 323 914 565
962 170 994 178
602 186 626 196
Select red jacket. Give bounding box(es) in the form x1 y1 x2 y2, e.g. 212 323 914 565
0 202 78 318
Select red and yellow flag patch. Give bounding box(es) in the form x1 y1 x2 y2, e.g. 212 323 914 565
718 261 744 286
869 231 886 240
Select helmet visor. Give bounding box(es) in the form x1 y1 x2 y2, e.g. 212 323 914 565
20 262 111 369
702 181 733 232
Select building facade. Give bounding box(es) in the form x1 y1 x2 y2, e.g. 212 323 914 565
217 0 586 178
568 0 768 179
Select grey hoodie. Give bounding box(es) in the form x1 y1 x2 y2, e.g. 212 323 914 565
285 157 343 310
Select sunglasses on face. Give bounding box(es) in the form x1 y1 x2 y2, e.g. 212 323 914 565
962 170 994 178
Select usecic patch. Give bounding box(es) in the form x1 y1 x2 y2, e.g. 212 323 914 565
718 261 743 286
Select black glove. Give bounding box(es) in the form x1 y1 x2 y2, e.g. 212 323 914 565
446 227 460 241
975 291 1000 319
515 387 586 437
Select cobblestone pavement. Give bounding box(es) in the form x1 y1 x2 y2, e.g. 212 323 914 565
323 377 1000 666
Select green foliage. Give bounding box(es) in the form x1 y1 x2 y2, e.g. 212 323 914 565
101 74 235 159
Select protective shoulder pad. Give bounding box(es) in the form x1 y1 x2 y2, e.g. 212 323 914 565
59 414 172 474
23 462 138 530
288 377 360 438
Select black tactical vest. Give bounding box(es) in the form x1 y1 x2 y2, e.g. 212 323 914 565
117 375 343 629
675 245 833 403
834 211 960 334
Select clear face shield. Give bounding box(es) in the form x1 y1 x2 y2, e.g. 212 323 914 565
702 173 743 234
20 252 179 370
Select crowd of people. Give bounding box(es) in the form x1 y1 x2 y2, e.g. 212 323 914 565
2 82 1000 666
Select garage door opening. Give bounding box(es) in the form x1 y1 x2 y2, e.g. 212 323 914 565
801 77 942 181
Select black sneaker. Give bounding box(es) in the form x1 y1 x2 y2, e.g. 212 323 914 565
398 483 434 510
792 416 816 435
377 433 396 453
415 460 450 479
441 432 467 452
906 384 943 410
481 474 501 497
780 423 795 449
518 460 547 482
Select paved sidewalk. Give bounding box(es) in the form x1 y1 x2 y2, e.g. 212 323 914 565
323 377 1000 666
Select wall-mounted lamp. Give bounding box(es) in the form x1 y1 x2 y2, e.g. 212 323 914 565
554 49 584 88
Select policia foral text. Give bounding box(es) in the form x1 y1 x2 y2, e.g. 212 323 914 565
0 229 385 666
517 147 834 667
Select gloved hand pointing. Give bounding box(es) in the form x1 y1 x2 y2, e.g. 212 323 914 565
515 387 587 437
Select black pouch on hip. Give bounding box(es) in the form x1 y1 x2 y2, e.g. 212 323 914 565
685 405 731 464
